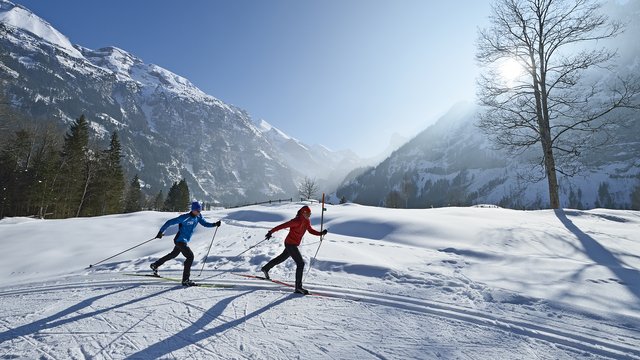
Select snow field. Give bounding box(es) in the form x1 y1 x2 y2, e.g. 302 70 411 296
1 203 639 359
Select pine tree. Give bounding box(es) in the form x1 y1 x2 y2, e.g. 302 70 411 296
59 115 90 218
124 175 143 213
164 179 190 212
177 179 190 211
101 132 125 214
28 124 62 218
164 182 179 211
0 129 33 217
385 190 403 208
153 190 165 211
596 182 615 209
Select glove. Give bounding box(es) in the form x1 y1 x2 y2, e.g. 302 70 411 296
321 229 328 236
214 220 221 227
265 231 272 240
155 231 163 239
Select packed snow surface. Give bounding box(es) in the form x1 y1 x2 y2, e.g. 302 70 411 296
1 203 639 359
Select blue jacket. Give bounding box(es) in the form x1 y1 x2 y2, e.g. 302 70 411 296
159 212 215 243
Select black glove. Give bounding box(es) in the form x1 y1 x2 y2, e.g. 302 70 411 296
155 231 163 239
214 220 221 227
321 229 328 236
265 231 272 239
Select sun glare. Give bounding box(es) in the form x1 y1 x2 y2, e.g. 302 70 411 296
499 58 525 86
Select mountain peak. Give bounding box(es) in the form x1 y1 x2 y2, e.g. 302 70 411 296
0 0 82 58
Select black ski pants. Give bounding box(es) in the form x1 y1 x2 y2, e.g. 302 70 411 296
263 244 305 288
153 241 194 282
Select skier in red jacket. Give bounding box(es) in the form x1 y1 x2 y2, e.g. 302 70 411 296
261 205 327 294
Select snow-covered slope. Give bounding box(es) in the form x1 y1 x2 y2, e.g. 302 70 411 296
1 204 639 359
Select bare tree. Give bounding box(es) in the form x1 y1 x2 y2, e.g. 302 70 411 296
476 0 639 208
298 176 319 201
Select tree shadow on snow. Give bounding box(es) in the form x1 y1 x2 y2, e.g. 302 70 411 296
125 290 295 359
327 220 396 240
555 209 640 304
0 285 175 343
225 210 287 223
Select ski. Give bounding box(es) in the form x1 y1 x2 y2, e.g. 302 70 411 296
233 273 294 287
232 273 320 296
123 273 234 288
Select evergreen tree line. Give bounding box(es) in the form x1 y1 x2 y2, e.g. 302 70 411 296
0 115 195 219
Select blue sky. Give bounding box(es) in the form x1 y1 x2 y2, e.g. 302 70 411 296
13 0 492 157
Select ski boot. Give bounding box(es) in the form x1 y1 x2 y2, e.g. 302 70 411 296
261 267 270 280
182 279 198 287
150 263 159 276
294 287 310 295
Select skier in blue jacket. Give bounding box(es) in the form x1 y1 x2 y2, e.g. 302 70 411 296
150 201 221 286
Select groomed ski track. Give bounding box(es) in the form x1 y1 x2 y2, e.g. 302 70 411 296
1 273 638 360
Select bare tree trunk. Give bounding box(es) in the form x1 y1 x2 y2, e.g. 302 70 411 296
541 136 560 208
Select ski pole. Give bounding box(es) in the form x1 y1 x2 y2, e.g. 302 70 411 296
198 226 219 276
305 193 326 280
88 237 156 269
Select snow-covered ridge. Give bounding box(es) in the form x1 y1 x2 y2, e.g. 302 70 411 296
257 119 295 141
79 45 232 111
80 46 143 78
0 0 82 58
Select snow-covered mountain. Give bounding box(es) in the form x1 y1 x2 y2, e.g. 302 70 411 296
255 119 375 194
0 0 363 205
337 100 640 209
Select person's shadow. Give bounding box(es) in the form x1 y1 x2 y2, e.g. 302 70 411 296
555 209 640 304
125 290 296 359
0 285 174 344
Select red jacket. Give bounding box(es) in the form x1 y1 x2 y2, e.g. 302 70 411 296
271 215 322 246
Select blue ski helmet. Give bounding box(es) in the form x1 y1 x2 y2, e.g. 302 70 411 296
191 201 202 212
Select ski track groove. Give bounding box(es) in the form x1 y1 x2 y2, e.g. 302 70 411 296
0 320 56 359
356 344 389 360
92 309 155 359
155 291 268 358
135 308 222 358
129 274 640 359
361 301 421 346
302 283 640 360
3 275 638 359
